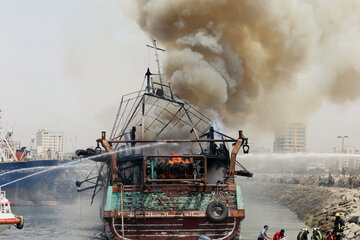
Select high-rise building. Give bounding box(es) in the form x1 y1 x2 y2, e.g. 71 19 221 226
36 129 63 160
273 122 306 152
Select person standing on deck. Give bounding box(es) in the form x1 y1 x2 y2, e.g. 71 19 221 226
258 225 272 240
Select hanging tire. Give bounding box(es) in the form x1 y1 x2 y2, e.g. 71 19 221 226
206 201 228 222
16 216 24 229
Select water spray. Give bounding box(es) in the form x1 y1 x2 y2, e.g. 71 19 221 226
240 152 360 161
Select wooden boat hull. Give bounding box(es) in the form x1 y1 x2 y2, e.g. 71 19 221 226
106 216 242 240
103 184 245 240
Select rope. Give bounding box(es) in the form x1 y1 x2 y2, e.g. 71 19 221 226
235 160 250 172
120 183 125 238
156 195 174 210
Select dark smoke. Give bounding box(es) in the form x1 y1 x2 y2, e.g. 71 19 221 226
135 0 360 133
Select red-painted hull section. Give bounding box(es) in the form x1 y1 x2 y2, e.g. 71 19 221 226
106 216 242 240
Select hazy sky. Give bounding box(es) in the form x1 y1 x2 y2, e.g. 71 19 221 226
0 0 359 153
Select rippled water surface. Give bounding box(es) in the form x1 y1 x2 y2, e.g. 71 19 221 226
2 187 307 240
1 194 105 240
240 184 307 240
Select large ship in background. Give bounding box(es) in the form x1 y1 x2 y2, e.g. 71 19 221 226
76 41 253 239
0 111 77 205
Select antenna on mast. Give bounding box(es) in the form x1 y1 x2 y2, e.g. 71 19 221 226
146 39 165 93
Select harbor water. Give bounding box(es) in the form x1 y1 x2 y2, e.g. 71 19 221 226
1 189 307 239
240 196 307 239
1 193 105 240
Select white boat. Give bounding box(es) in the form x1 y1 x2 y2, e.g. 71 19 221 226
0 188 23 232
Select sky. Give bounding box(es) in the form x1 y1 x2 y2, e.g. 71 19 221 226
0 0 359 153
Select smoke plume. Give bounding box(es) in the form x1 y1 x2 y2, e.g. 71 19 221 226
135 0 360 133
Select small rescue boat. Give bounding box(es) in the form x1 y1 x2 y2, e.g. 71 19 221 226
0 188 24 232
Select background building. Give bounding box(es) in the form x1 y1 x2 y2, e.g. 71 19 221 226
248 142 271 154
273 122 306 153
36 129 63 160
335 145 360 170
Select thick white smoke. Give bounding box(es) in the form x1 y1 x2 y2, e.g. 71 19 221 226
135 0 360 133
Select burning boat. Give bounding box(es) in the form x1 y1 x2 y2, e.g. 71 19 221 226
76 40 253 239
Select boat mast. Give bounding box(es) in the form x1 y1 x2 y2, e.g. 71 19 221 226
146 39 165 93
144 39 166 141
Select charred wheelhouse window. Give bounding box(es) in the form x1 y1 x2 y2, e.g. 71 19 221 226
156 155 194 179
145 154 206 182
116 154 143 185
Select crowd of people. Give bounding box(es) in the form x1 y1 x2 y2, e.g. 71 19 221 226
323 171 360 189
257 213 345 240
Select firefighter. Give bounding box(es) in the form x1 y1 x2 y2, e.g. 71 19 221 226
297 228 309 240
311 228 324 240
334 213 345 240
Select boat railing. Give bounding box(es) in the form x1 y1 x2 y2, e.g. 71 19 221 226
0 188 12 215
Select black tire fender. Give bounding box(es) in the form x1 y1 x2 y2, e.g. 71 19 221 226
206 200 228 222
16 216 24 229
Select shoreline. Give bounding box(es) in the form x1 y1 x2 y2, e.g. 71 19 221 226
238 179 360 239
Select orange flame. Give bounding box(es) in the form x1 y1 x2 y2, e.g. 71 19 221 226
168 152 191 164
158 152 193 179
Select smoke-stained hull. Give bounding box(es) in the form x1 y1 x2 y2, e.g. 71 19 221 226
103 185 244 240
108 217 241 240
